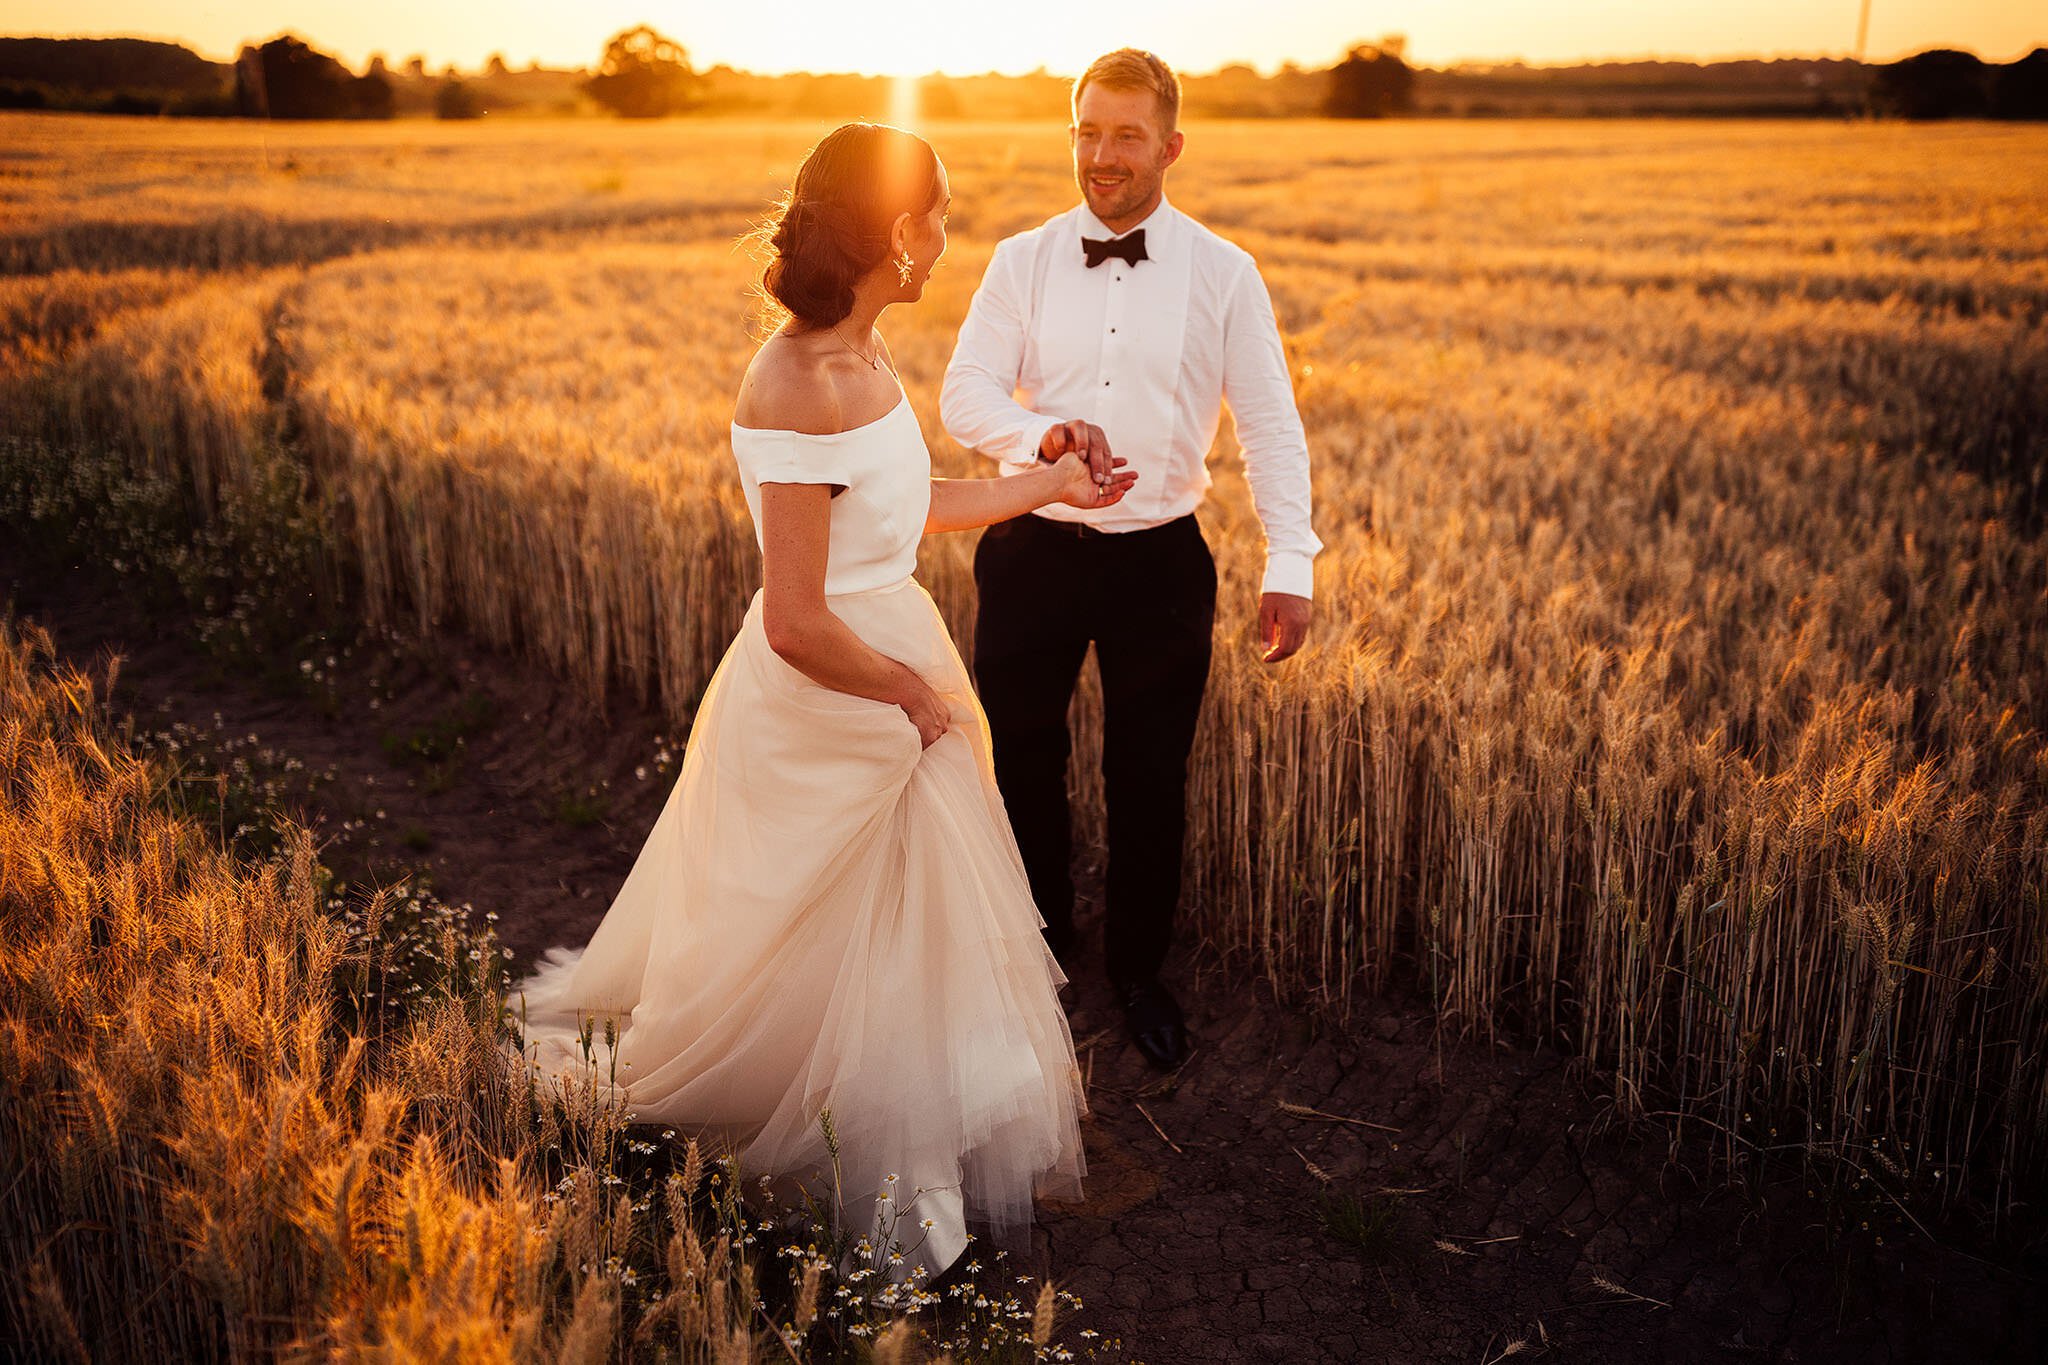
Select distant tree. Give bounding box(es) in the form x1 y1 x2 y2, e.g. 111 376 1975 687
584 25 704 118
1326 39 1415 117
357 54 396 118
404 55 427 80
1991 48 2048 119
435 76 483 119
1872 49 1990 119
355 59 395 119
485 53 509 79
234 34 393 118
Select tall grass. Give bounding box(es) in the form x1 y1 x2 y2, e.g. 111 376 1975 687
0 616 1089 1359
4 113 2046 1227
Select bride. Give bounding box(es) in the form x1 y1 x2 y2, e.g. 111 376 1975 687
509 122 1133 1286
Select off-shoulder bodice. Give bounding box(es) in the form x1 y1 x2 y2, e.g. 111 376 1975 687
729 388 932 595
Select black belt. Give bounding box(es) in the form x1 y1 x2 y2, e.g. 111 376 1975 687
1018 512 1195 541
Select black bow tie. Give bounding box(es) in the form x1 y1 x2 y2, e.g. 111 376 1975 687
1082 229 1147 269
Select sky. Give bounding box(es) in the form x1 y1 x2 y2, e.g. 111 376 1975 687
8 1 2044 77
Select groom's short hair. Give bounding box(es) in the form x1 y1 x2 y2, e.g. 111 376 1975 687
1072 49 1181 134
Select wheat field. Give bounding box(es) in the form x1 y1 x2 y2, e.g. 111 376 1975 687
0 613 1080 1359
3 107 2046 1251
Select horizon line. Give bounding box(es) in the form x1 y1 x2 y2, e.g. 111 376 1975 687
7 27 2045 82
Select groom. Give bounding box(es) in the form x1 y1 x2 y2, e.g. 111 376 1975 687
940 49 1321 1071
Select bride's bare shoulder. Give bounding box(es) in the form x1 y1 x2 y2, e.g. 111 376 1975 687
735 335 856 435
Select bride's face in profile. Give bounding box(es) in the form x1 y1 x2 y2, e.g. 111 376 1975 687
895 159 950 301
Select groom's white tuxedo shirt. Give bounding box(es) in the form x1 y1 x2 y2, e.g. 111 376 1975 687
939 193 1323 600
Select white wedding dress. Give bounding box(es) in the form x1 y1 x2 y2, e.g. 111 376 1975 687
509 377 1088 1284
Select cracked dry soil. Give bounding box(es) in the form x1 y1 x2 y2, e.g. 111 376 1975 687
4 548 2039 1365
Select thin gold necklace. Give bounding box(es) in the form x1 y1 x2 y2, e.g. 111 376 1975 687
829 323 880 370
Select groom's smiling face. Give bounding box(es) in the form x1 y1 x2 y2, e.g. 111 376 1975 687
1070 84 1184 233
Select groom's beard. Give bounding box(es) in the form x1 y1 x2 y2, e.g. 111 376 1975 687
1079 169 1151 223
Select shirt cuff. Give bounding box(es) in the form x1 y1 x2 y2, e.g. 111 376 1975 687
1010 413 1061 467
1260 552 1315 601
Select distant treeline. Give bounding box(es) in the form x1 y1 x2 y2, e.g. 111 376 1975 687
0 36 236 115
2 32 2045 121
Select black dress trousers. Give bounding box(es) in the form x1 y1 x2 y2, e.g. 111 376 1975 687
970 510 1217 988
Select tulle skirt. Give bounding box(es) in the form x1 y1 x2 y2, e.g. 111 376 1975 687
509 575 1088 1284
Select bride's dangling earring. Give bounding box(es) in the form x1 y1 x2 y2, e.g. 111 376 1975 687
896 249 914 287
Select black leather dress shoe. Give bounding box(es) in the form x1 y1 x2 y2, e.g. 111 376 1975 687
1116 975 1190 1070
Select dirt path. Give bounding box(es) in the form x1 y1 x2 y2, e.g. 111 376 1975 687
4 547 2037 1364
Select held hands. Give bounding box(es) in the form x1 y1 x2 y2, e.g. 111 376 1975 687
1037 418 1113 477
1037 418 1136 510
1051 450 1137 509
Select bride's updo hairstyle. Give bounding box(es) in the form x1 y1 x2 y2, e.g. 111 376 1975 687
756 122 942 330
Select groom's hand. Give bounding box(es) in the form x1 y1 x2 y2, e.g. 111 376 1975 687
1258 592 1312 664
1037 419 1114 487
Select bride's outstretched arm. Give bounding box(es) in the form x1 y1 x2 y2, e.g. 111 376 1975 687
759 483 952 745
924 452 1137 534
